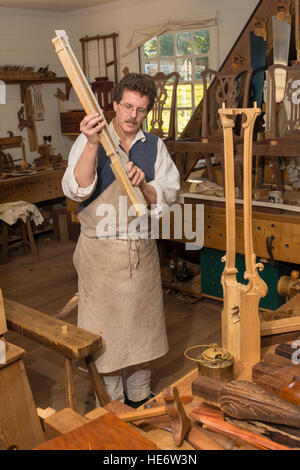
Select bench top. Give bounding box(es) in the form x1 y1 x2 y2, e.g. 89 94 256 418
4 298 102 360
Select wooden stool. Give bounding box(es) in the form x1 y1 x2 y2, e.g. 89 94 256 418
1 216 38 264
4 298 110 410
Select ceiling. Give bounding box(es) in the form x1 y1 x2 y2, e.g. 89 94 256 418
0 0 120 13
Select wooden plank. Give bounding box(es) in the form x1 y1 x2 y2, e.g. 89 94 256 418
43 408 89 441
35 412 158 450
261 316 300 336
0 357 45 449
275 342 300 360
190 403 290 450
4 298 102 360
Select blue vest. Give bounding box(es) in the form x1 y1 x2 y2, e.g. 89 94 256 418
80 132 159 209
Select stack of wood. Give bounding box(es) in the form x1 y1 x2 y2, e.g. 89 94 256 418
190 345 300 449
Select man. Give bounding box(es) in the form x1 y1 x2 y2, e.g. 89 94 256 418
62 73 180 406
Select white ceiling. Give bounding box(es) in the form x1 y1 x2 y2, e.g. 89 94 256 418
0 0 120 13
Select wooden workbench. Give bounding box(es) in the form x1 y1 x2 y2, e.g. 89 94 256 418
0 168 65 204
177 191 300 265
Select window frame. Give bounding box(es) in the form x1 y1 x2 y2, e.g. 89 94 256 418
140 24 218 137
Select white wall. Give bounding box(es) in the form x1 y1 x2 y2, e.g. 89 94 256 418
0 0 260 164
0 7 73 164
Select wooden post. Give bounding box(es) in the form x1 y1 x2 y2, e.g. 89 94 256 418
218 105 241 360
25 217 39 264
85 355 110 406
240 104 267 363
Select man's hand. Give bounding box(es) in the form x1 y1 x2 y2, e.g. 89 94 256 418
127 161 157 206
127 161 146 188
80 113 106 147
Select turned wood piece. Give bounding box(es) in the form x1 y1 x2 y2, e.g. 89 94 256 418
192 375 300 428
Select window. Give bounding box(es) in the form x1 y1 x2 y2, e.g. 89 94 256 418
141 26 218 137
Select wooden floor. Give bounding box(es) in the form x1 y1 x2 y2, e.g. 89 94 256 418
0 235 222 415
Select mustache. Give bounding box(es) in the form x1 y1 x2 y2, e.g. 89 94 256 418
125 119 138 125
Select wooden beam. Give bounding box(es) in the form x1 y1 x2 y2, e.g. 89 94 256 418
4 298 102 360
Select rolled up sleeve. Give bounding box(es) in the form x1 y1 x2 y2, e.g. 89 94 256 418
148 138 180 216
62 133 98 202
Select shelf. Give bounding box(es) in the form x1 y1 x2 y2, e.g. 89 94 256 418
2 76 72 103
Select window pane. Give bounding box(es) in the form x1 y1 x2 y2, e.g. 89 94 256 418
159 34 174 57
144 61 158 75
176 32 192 56
194 83 205 106
145 111 153 132
160 60 175 75
162 110 171 135
194 30 210 54
144 37 158 59
176 58 192 81
165 84 174 107
177 84 192 107
177 109 192 134
195 56 209 80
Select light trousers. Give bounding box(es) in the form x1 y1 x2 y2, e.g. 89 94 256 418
96 364 152 405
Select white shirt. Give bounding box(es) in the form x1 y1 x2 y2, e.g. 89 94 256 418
62 120 180 212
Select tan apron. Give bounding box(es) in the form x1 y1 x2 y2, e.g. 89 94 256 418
73 180 169 373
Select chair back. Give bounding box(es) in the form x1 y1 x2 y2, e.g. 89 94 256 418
201 67 253 139
143 71 180 139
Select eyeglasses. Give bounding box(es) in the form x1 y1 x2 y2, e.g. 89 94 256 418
118 102 148 116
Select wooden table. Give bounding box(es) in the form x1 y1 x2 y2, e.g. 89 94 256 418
0 168 65 204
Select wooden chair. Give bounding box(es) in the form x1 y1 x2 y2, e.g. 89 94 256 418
165 67 253 190
253 62 300 192
143 71 180 140
200 67 253 189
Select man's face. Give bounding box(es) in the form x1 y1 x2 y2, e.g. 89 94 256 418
113 89 149 137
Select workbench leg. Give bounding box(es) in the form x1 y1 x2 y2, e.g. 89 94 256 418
85 355 110 406
1 221 8 264
20 220 30 254
25 217 39 264
65 357 78 412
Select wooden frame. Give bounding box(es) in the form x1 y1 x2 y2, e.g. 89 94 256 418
219 104 267 363
79 33 118 85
